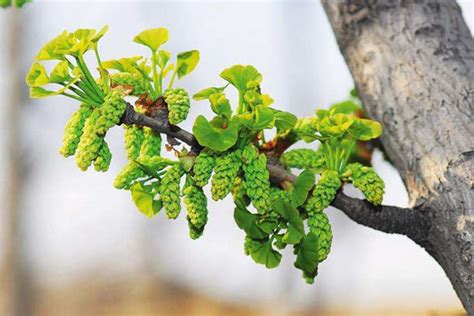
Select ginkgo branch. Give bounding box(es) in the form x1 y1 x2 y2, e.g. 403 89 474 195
120 102 429 244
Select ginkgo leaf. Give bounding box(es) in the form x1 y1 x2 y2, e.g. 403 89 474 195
246 238 282 269
35 32 68 61
294 232 319 283
317 113 354 136
102 56 143 74
176 50 200 79
193 115 239 152
29 87 58 98
274 111 297 133
26 62 50 87
133 28 169 52
130 182 161 218
49 61 71 84
90 25 109 49
220 64 262 92
157 50 171 68
348 118 382 140
192 86 227 101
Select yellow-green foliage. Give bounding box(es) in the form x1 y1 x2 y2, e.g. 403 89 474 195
26 26 387 284
293 117 318 142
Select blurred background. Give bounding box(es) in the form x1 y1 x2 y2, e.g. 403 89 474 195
0 1 473 315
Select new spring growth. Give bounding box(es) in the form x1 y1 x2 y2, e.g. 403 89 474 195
27 26 385 284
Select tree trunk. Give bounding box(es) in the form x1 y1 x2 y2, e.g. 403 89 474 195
322 0 473 312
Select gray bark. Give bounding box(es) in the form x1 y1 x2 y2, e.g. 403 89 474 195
322 0 473 313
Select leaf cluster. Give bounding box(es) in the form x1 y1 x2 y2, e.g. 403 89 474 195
192 65 297 152
26 26 386 284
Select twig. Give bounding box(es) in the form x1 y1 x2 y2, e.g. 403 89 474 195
120 104 429 242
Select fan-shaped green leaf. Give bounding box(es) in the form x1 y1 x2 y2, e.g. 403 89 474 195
177 50 200 79
192 115 239 152
294 232 319 283
133 28 169 52
220 65 262 92
348 118 382 140
246 239 282 269
26 62 49 87
49 61 71 84
193 86 227 101
131 182 161 218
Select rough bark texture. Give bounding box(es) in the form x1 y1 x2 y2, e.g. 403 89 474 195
322 0 473 312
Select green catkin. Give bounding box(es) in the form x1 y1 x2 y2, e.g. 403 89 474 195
124 125 145 160
114 156 173 190
304 169 340 263
344 163 385 205
307 211 333 263
163 88 190 125
94 88 126 135
270 187 291 204
188 219 204 240
114 162 146 189
211 150 242 201
94 141 112 172
184 180 208 240
76 109 104 171
76 88 126 171
231 176 247 202
59 103 93 157
242 145 271 214
192 151 216 187
115 127 163 190
110 73 147 96
304 169 341 214
280 148 325 171
140 127 162 157
159 164 185 219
